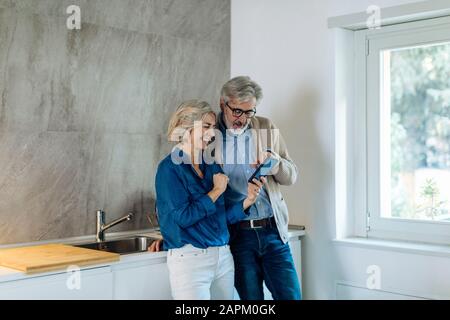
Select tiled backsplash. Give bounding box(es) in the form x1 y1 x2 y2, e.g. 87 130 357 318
0 0 230 244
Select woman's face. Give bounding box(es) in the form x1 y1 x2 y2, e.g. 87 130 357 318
191 113 216 151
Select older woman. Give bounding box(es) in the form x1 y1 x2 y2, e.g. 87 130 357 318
155 100 265 300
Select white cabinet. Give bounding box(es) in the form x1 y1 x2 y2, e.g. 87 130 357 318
113 260 172 299
0 236 302 300
289 237 303 292
0 266 113 300
0 260 172 300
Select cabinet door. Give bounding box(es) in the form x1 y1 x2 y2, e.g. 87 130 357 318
0 267 113 300
289 239 302 291
113 262 172 300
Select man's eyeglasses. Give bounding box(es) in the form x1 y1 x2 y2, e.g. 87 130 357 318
225 101 256 118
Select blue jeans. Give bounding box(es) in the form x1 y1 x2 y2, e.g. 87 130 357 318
229 222 302 300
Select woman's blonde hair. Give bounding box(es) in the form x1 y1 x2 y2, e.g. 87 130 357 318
167 100 215 142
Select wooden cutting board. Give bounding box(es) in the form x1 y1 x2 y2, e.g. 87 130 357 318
0 243 120 274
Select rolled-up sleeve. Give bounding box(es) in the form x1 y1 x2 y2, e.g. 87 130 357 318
225 200 247 224
156 163 217 229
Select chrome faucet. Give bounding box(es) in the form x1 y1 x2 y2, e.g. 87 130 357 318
96 210 134 242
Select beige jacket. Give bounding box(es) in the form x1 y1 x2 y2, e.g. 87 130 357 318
216 115 299 243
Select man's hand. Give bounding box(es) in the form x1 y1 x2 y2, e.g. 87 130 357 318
251 151 270 169
252 150 281 174
148 239 163 252
243 177 267 210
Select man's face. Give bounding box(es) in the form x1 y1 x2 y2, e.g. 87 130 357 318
220 97 257 131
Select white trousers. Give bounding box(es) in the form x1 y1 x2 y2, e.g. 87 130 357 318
166 244 235 300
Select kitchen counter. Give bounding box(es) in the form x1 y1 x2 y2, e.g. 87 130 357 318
0 228 305 284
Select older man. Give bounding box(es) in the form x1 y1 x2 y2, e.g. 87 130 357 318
217 76 301 300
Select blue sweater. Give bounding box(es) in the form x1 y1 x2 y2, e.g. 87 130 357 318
155 148 247 250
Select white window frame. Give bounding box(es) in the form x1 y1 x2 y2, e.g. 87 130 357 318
353 16 450 245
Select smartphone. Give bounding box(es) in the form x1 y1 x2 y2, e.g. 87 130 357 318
248 157 279 184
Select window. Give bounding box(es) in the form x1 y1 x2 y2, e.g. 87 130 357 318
381 42 450 223
354 16 450 244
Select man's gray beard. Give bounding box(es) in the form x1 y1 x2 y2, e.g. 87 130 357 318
229 123 249 136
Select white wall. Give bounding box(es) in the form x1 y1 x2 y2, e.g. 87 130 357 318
231 0 450 299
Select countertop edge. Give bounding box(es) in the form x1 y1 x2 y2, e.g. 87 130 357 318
0 228 305 283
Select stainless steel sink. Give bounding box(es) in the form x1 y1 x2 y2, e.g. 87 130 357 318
74 236 158 255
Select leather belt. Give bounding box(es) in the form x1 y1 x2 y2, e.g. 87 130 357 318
239 217 276 229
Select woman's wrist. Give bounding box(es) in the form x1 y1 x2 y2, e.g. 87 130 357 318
213 186 226 194
207 187 224 202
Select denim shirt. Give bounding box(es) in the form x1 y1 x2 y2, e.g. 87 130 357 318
219 114 274 221
155 148 247 250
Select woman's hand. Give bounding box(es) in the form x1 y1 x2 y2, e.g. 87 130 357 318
208 173 229 202
213 173 229 194
243 177 267 210
148 239 163 252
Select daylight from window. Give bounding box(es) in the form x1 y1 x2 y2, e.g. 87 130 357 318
381 42 450 222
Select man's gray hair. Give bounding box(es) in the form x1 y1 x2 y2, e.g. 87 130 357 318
221 76 263 104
